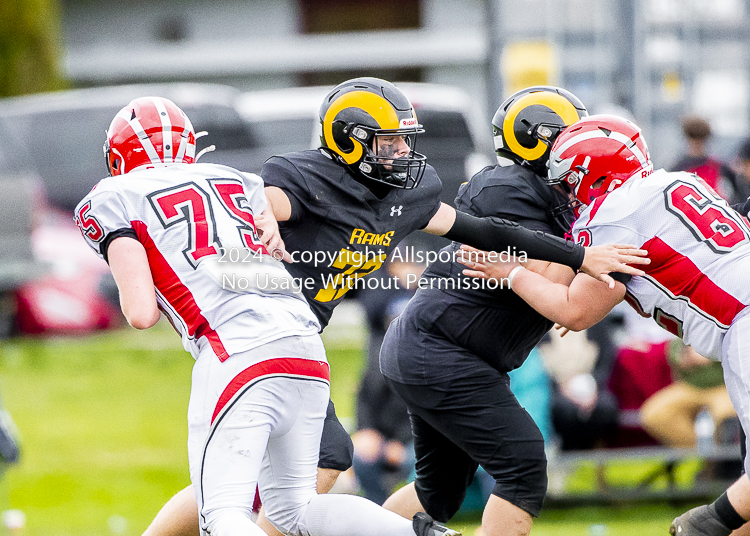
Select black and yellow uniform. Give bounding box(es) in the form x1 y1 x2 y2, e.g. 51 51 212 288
380 163 571 520
262 148 442 330
260 81 589 481
261 147 441 470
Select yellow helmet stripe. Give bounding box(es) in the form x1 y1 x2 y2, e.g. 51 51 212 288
503 92 581 162
324 91 402 165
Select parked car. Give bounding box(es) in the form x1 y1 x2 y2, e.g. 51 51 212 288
0 120 47 337
0 83 257 212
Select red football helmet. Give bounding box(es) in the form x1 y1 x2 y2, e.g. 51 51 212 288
104 96 197 176
547 114 653 205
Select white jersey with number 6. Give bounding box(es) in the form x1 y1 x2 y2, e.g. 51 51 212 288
75 162 321 362
572 169 750 360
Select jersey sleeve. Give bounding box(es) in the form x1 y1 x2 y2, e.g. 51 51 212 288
572 217 643 249
261 156 311 223
470 184 552 233
416 166 443 229
74 187 134 261
239 171 269 216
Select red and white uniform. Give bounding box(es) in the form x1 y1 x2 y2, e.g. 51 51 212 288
573 169 750 359
573 169 750 469
76 163 335 535
76 162 321 359
78 93 424 536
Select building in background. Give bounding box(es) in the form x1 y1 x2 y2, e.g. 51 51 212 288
61 0 750 169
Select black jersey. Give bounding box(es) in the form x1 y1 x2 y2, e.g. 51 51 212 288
380 164 570 382
262 149 442 329
424 163 569 308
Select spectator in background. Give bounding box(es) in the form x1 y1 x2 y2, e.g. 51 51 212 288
734 138 750 203
640 340 743 483
352 247 423 505
537 320 619 451
670 115 739 201
606 304 675 448
641 340 739 450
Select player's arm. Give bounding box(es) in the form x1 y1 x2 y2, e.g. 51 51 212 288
107 236 160 330
423 202 648 288
460 246 626 330
264 186 292 222
507 269 626 331
254 186 293 261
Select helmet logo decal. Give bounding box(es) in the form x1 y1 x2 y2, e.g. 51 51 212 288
323 90 401 165
504 92 581 161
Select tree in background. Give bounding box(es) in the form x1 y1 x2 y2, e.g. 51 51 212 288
0 0 67 97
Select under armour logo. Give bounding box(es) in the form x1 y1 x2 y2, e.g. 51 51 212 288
390 205 403 217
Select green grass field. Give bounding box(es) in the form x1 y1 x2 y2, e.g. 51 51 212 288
0 322 706 535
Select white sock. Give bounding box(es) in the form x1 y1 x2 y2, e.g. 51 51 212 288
299 493 415 536
202 508 268 536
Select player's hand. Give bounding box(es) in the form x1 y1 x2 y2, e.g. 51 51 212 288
255 210 292 263
458 244 520 280
580 244 649 289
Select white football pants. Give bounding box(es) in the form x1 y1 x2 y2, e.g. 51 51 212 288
187 334 419 536
722 307 750 474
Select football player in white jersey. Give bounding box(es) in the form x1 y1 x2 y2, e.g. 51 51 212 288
459 114 750 536
74 96 460 536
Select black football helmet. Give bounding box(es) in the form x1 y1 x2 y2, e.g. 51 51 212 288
493 86 588 234
319 77 427 189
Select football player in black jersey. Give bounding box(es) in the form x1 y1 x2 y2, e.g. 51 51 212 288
142 79 649 536
377 86 593 536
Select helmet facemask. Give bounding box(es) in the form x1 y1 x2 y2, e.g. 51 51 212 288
359 128 426 188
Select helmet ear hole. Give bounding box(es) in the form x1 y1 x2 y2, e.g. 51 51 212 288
331 120 354 152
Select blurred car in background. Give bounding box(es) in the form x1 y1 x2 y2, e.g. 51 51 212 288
0 120 47 338
0 83 256 212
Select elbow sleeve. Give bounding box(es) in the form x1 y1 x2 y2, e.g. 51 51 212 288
444 211 585 270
